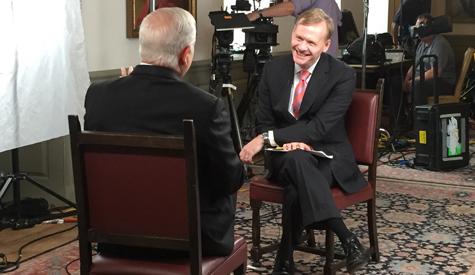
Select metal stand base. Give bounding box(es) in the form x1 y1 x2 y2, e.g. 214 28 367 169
0 149 77 231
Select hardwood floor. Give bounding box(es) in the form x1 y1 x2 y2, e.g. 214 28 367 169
0 222 78 262
0 173 256 265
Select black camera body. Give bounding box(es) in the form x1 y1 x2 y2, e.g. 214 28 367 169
243 18 279 48
231 0 251 12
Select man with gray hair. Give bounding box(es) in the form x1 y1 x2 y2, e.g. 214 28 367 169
84 7 244 257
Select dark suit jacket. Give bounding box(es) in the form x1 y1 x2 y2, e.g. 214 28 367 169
84 65 245 256
257 53 366 194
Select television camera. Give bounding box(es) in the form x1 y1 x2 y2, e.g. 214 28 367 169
409 15 452 39
208 0 279 151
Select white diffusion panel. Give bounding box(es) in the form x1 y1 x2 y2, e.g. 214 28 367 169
0 0 89 153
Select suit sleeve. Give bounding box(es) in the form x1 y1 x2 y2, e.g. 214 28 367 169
84 83 98 131
273 65 356 145
203 99 245 196
256 64 279 134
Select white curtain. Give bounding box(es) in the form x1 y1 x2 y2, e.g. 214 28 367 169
0 0 89 153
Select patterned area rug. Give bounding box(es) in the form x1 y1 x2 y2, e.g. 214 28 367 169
5 241 79 275
5 181 475 275
376 149 475 188
241 181 475 275
376 128 475 188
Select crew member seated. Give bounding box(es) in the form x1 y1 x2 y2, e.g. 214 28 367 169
388 13 456 131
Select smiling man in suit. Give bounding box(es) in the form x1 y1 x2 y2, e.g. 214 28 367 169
240 8 369 275
84 7 244 257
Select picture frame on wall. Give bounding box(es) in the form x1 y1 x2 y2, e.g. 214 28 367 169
446 0 475 23
126 0 197 38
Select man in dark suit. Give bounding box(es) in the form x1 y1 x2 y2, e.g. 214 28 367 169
240 8 369 275
84 7 244 257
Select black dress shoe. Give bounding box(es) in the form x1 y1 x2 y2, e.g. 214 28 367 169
270 258 295 275
342 235 369 274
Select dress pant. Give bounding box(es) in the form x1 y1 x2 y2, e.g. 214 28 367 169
269 150 341 259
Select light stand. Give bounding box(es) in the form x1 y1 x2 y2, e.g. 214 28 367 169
0 149 77 230
361 0 369 89
149 0 156 12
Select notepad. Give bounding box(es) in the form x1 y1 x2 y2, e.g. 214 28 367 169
265 147 333 159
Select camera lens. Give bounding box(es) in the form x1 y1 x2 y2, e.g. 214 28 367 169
256 33 268 42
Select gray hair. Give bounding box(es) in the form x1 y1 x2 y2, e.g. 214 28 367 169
139 8 196 67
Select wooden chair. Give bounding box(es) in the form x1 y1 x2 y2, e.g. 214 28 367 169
428 47 475 104
249 78 384 275
68 116 247 275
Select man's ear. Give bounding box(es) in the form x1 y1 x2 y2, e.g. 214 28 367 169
179 46 191 65
324 39 331 52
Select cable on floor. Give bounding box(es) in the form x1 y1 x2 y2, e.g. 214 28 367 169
0 224 77 273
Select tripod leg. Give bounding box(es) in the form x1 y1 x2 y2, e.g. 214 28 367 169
13 176 21 221
225 87 244 154
237 75 257 125
23 176 76 208
0 177 12 200
237 75 259 141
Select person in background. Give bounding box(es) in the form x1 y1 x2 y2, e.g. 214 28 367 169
391 0 426 52
241 8 369 275
247 0 342 57
388 13 456 133
84 7 244 257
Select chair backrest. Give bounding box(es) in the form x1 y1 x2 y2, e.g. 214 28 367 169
454 47 475 99
68 115 202 274
345 79 384 186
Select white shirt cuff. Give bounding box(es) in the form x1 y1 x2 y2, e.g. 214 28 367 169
268 130 278 147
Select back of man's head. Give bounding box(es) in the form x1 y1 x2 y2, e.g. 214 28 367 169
139 7 196 68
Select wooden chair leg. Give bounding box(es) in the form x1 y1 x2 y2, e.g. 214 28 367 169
368 199 380 262
233 263 247 275
250 197 263 263
305 228 316 247
324 229 336 275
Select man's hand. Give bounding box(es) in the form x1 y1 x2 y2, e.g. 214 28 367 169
120 66 134 77
247 11 259 22
282 142 312 151
240 135 265 165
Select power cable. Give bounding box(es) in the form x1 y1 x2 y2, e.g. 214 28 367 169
0 224 77 273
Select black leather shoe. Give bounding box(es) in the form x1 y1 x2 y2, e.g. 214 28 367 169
270 258 295 275
342 235 369 274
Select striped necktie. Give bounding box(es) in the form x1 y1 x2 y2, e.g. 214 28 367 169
292 70 310 118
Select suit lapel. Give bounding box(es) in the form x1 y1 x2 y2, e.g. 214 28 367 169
298 54 330 118
275 56 297 121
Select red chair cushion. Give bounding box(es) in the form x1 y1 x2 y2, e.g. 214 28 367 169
250 175 373 209
89 236 247 275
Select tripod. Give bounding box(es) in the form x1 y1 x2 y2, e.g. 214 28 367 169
209 44 244 155
0 148 77 230
237 47 272 141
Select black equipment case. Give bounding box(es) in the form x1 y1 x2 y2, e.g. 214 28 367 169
414 55 470 170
